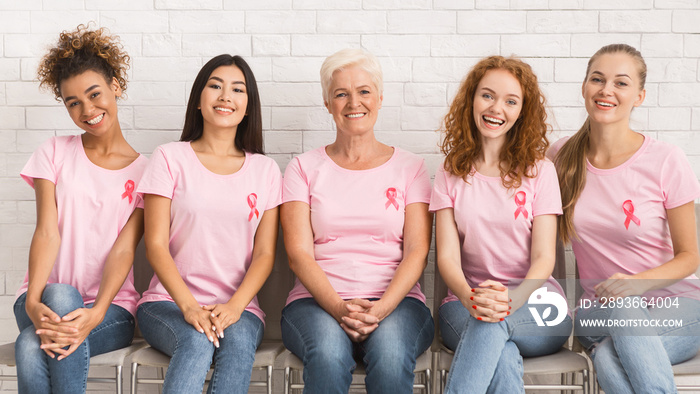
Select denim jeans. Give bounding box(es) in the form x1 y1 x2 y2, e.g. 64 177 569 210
439 300 572 394
281 297 434 394
575 296 700 394
13 283 135 394
137 301 264 394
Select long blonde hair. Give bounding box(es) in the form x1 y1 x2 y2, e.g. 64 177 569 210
554 44 647 243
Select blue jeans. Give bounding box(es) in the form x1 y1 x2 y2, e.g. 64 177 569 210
13 283 135 394
575 296 700 394
281 297 434 394
137 301 264 394
440 300 572 394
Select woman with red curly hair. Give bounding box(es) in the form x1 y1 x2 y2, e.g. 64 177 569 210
430 56 571 393
13 25 146 393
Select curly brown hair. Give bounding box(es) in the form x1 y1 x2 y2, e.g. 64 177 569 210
440 56 550 189
37 24 130 100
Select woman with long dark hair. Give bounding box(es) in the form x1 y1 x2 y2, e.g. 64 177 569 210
136 54 281 393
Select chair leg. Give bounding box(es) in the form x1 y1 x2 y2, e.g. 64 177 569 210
130 363 138 394
425 369 432 394
583 369 589 394
116 365 123 394
284 367 290 394
266 365 273 394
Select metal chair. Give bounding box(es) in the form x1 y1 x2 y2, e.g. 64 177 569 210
129 228 290 394
433 241 591 393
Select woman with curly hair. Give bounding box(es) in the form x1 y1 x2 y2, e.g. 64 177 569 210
430 56 572 393
13 25 146 393
549 44 700 393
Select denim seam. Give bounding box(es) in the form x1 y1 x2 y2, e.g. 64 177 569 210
138 304 183 351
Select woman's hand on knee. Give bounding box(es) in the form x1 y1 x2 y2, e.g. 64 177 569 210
36 307 104 360
464 281 510 323
334 299 378 342
594 273 649 300
183 304 219 348
202 303 243 337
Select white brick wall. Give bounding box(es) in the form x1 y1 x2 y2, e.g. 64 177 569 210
1 2 700 393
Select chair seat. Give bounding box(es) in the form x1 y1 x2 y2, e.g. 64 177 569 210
280 348 432 374
0 343 16 367
672 351 700 375
91 339 148 367
438 346 588 375
131 341 284 368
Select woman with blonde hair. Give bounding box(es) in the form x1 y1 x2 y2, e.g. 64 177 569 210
13 25 146 393
432 55 571 393
280 48 434 393
549 43 700 393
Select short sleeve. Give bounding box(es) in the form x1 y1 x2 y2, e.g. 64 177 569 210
532 160 563 217
429 165 454 212
661 145 700 209
265 159 283 210
136 146 175 200
282 156 310 204
405 158 431 205
545 136 569 162
20 137 58 188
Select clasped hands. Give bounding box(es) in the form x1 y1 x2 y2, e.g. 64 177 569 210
28 302 103 361
183 302 244 349
463 280 513 323
334 299 389 343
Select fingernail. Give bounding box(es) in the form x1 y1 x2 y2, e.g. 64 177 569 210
220 332 224 339
208 336 214 342
198 329 204 334
594 294 597 298
472 305 477 309
477 317 482 321
509 298 512 302
507 311 510 315
500 318 504 321
471 289 475 292
470 296 474 301
509 306 512 310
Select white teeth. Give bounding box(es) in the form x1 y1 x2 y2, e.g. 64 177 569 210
483 115 504 125
214 107 233 112
86 114 104 125
596 101 615 107
346 113 364 118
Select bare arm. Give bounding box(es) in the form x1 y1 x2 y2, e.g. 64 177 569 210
595 201 699 298
206 207 279 333
144 194 218 346
40 209 144 358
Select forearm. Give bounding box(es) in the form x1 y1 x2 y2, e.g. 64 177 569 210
147 245 199 311
226 251 274 311
91 249 136 316
290 253 344 318
26 231 61 303
631 251 699 291
379 252 427 313
438 256 471 303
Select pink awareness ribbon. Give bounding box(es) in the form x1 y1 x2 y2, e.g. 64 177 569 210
385 187 399 210
121 180 135 203
514 191 528 219
622 199 640 229
248 193 259 221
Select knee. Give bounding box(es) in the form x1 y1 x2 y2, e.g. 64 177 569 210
41 284 83 317
305 342 353 372
15 328 43 367
175 329 216 356
591 338 617 369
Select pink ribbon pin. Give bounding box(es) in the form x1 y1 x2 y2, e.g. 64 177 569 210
385 187 399 210
514 191 528 219
622 199 640 229
121 180 135 203
248 193 259 221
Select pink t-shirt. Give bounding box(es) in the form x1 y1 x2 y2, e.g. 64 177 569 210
136 142 282 323
429 160 566 305
549 135 700 301
17 135 148 316
283 146 431 305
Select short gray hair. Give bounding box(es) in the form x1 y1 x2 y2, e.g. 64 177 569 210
320 48 383 103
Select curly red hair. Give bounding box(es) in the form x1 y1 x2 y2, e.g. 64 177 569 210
37 24 130 100
440 56 550 189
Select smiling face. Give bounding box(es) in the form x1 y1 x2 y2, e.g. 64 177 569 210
582 52 645 128
60 69 122 137
325 65 383 136
199 65 248 134
472 68 523 145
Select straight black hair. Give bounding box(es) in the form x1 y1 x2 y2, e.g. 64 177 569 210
180 54 263 154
